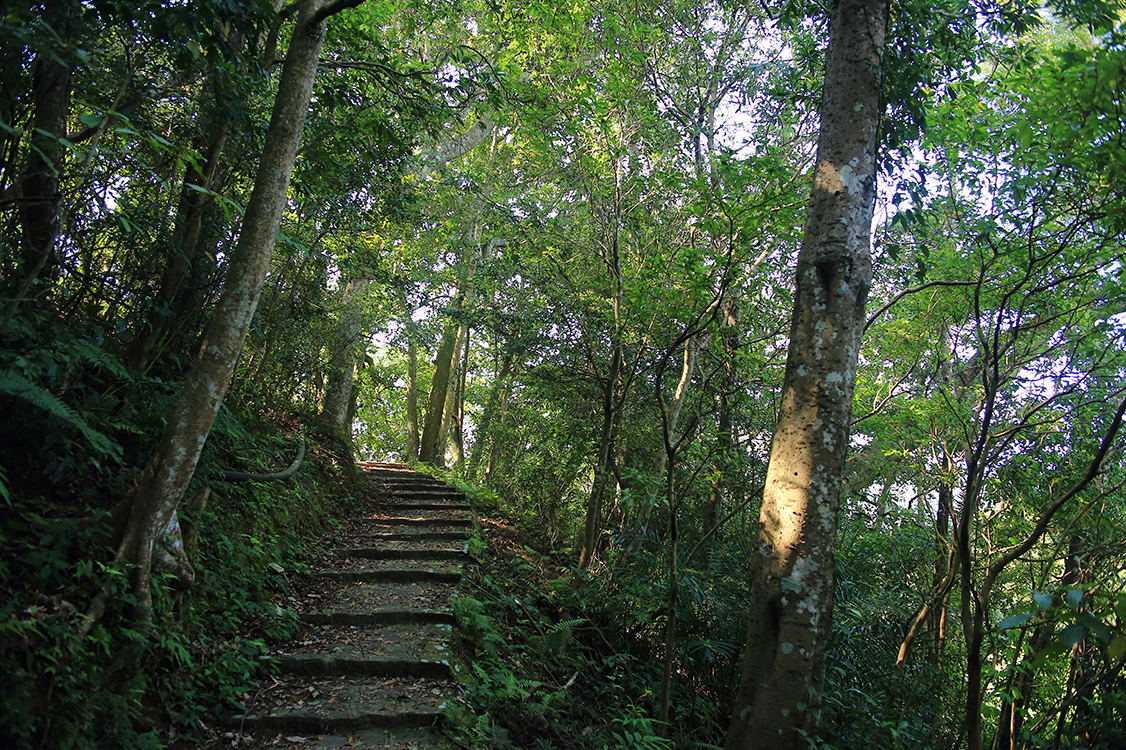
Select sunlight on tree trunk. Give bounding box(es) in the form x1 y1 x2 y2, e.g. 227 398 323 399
724 0 887 744
78 0 345 643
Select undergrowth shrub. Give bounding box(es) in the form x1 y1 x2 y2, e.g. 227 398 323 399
449 488 725 750
0 404 356 749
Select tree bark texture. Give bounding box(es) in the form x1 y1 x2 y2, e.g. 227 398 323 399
102 0 332 628
126 78 235 373
724 0 886 745
2 0 75 331
467 351 515 479
322 277 372 432
578 342 623 569
418 317 459 464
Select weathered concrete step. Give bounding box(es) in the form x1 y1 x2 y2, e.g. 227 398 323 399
269 654 451 679
382 501 470 510
291 580 456 619
268 622 453 677
251 727 453 749
314 568 462 584
299 610 455 627
366 517 473 527
231 675 451 733
336 547 468 562
358 530 470 542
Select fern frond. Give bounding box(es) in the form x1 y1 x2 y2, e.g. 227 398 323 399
67 338 131 380
0 371 122 459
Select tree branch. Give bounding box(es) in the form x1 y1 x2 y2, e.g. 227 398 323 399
313 0 367 25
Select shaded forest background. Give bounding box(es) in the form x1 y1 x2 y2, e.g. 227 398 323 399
2 0 1126 747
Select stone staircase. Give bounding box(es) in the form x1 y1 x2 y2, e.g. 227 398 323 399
230 463 472 749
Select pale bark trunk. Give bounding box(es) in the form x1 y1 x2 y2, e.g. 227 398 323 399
419 319 459 465
416 119 493 174
405 333 420 460
81 0 337 639
322 278 371 433
724 0 886 745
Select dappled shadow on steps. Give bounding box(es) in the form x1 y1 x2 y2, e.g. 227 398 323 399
225 463 473 749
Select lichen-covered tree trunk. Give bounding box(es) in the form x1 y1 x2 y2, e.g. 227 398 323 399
89 0 338 636
322 277 372 433
723 0 887 745
418 318 459 465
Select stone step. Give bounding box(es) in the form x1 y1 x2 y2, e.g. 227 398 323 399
381 503 471 513
266 622 453 679
314 568 462 584
357 530 470 542
299 610 455 627
364 517 473 528
231 675 452 733
269 654 451 679
289 580 456 620
248 727 453 749
335 547 469 562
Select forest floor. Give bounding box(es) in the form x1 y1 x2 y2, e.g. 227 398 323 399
185 463 475 750
180 464 575 750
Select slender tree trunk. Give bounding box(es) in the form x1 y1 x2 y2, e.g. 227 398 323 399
126 107 233 373
484 379 510 483
437 321 466 461
724 0 886 745
2 0 75 331
467 351 515 479
405 332 420 460
322 277 371 433
578 343 623 568
419 313 459 465
448 321 471 472
700 296 738 558
82 0 338 640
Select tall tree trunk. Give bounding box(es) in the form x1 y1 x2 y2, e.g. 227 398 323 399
418 317 459 465
81 0 341 640
2 0 75 331
724 0 886 745
447 321 471 472
405 329 420 460
578 342 623 569
467 351 515 480
437 320 466 461
322 277 371 433
126 68 236 373
700 296 738 554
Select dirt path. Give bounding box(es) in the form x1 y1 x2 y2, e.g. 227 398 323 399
226 463 472 749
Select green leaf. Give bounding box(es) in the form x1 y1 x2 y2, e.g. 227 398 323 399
998 612 1035 630
1058 624 1085 647
1065 588 1083 610
1110 636 1126 663
1033 591 1053 610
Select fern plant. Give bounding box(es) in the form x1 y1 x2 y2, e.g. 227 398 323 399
0 370 122 460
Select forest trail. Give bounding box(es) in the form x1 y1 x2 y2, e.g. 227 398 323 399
226 463 472 749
